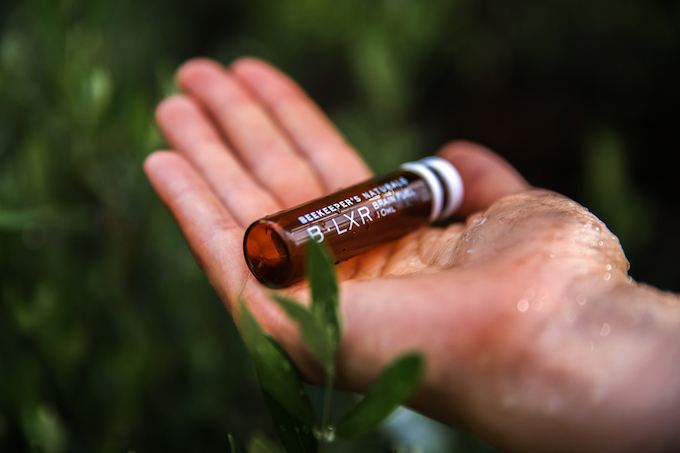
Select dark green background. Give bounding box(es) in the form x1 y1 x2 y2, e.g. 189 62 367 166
1 0 678 451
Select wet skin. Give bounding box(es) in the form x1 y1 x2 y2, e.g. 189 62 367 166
146 57 680 453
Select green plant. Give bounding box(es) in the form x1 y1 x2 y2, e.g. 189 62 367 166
236 241 425 453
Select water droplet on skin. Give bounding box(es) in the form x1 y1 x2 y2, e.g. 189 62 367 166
577 294 587 305
598 240 604 246
533 300 543 311
600 323 611 336
583 224 589 229
605 264 612 271
595 226 601 232
517 299 529 312
564 310 577 323
538 289 549 300
626 276 633 284
604 272 612 281
524 289 535 300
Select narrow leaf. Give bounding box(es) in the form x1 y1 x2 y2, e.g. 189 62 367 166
228 434 242 453
238 300 316 426
306 240 342 346
270 294 334 372
335 352 425 439
261 388 318 453
246 433 283 453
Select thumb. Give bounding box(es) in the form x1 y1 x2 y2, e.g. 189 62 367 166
438 141 530 216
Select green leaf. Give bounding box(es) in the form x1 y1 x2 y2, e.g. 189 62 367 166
270 294 334 372
335 352 425 439
238 300 316 426
306 240 342 347
228 434 243 453
261 388 318 453
246 433 283 453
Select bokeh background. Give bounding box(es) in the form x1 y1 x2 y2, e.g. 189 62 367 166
1 0 679 451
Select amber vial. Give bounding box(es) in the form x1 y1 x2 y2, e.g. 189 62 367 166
243 156 464 288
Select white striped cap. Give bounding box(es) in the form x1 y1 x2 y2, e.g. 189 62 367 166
401 156 464 221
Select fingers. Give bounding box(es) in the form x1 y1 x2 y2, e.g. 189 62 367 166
231 58 373 191
155 95 280 228
175 59 325 207
144 151 308 360
438 141 531 216
143 151 250 303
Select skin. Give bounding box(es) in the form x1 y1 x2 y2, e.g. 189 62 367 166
145 57 680 452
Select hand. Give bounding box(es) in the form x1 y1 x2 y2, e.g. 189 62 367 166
145 58 680 453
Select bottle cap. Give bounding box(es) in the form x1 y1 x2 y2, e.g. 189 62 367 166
400 161 444 221
401 156 464 221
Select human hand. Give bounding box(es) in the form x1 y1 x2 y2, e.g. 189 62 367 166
145 58 680 452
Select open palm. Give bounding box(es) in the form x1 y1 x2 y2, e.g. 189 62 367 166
146 58 680 453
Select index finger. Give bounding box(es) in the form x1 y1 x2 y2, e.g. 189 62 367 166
231 58 373 192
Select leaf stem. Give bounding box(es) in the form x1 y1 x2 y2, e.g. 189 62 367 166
318 364 335 452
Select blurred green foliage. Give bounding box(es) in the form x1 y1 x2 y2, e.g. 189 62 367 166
1 0 678 451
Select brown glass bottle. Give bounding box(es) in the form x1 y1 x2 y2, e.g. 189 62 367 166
243 157 463 288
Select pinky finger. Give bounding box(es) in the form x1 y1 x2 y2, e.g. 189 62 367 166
144 151 250 306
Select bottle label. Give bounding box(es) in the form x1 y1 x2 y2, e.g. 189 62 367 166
290 176 428 245
297 195 363 225
295 176 411 226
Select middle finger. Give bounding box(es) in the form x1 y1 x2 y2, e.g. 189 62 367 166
177 59 326 208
